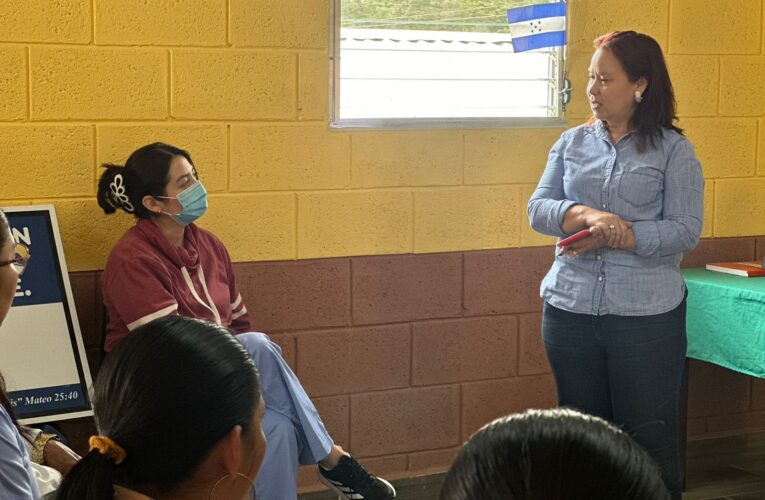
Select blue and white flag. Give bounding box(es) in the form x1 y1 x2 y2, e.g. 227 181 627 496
507 2 566 53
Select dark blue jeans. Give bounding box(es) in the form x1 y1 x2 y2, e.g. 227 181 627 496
542 297 687 500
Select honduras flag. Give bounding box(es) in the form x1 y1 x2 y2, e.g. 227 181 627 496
507 2 566 53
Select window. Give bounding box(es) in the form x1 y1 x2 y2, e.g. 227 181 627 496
330 0 568 129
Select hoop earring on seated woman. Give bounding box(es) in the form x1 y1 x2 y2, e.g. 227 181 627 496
208 472 255 500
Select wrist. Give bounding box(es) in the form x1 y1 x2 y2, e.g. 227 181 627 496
32 433 58 465
563 204 593 233
577 206 600 227
624 229 637 252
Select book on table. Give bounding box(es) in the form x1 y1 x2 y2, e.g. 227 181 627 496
705 261 765 277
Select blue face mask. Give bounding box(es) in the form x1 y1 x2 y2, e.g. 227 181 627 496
157 181 208 226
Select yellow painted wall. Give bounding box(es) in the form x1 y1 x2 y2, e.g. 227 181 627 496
0 0 761 271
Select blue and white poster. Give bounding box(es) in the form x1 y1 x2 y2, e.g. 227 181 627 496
0 206 93 423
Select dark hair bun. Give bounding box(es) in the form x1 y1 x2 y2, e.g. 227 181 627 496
97 164 135 215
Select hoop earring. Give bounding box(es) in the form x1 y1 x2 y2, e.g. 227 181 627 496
634 91 643 103
208 471 255 500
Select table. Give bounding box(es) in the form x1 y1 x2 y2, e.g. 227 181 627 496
680 268 765 488
682 268 765 378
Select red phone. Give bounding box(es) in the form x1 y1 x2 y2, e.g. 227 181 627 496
558 229 593 247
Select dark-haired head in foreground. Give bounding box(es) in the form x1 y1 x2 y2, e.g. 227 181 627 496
55 315 265 500
440 408 669 500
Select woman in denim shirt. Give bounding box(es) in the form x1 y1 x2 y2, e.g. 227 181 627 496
528 31 703 500
0 211 39 500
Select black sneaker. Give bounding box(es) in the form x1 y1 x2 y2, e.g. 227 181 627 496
317 455 396 499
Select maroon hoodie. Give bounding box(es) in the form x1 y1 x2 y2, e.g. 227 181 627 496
102 219 251 351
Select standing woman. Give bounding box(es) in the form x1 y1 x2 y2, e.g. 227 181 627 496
528 31 703 499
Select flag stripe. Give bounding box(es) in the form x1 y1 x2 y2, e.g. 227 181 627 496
512 30 566 52
507 2 566 24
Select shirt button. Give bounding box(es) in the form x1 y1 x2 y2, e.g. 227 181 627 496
602 203 607 208
598 276 603 281
597 255 602 260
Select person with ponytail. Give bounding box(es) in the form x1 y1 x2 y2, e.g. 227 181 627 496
96 143 395 500
54 315 265 500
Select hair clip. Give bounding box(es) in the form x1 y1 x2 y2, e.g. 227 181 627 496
109 174 135 213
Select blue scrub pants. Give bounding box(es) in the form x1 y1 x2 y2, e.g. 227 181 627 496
236 333 334 500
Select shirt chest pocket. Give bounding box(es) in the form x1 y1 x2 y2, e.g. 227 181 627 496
616 163 664 207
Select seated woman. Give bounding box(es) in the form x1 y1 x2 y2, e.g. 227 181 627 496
96 143 395 500
439 408 670 500
0 211 80 499
0 210 39 499
55 315 265 499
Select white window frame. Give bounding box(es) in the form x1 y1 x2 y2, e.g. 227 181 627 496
328 0 569 130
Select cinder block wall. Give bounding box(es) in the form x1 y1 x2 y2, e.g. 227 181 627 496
3 0 765 491
2 0 764 268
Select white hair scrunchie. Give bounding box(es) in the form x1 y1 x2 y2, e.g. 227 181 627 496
109 174 135 213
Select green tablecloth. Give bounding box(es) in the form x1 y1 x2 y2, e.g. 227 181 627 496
682 268 765 378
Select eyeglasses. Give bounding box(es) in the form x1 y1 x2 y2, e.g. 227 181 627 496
0 243 30 276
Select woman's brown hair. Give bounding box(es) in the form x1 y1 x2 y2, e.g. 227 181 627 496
593 31 683 151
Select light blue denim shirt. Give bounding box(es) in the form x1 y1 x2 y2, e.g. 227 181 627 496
0 404 39 500
528 120 704 316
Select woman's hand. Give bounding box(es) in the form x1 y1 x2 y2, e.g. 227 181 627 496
582 210 633 250
562 205 630 244
43 439 81 476
560 206 636 255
